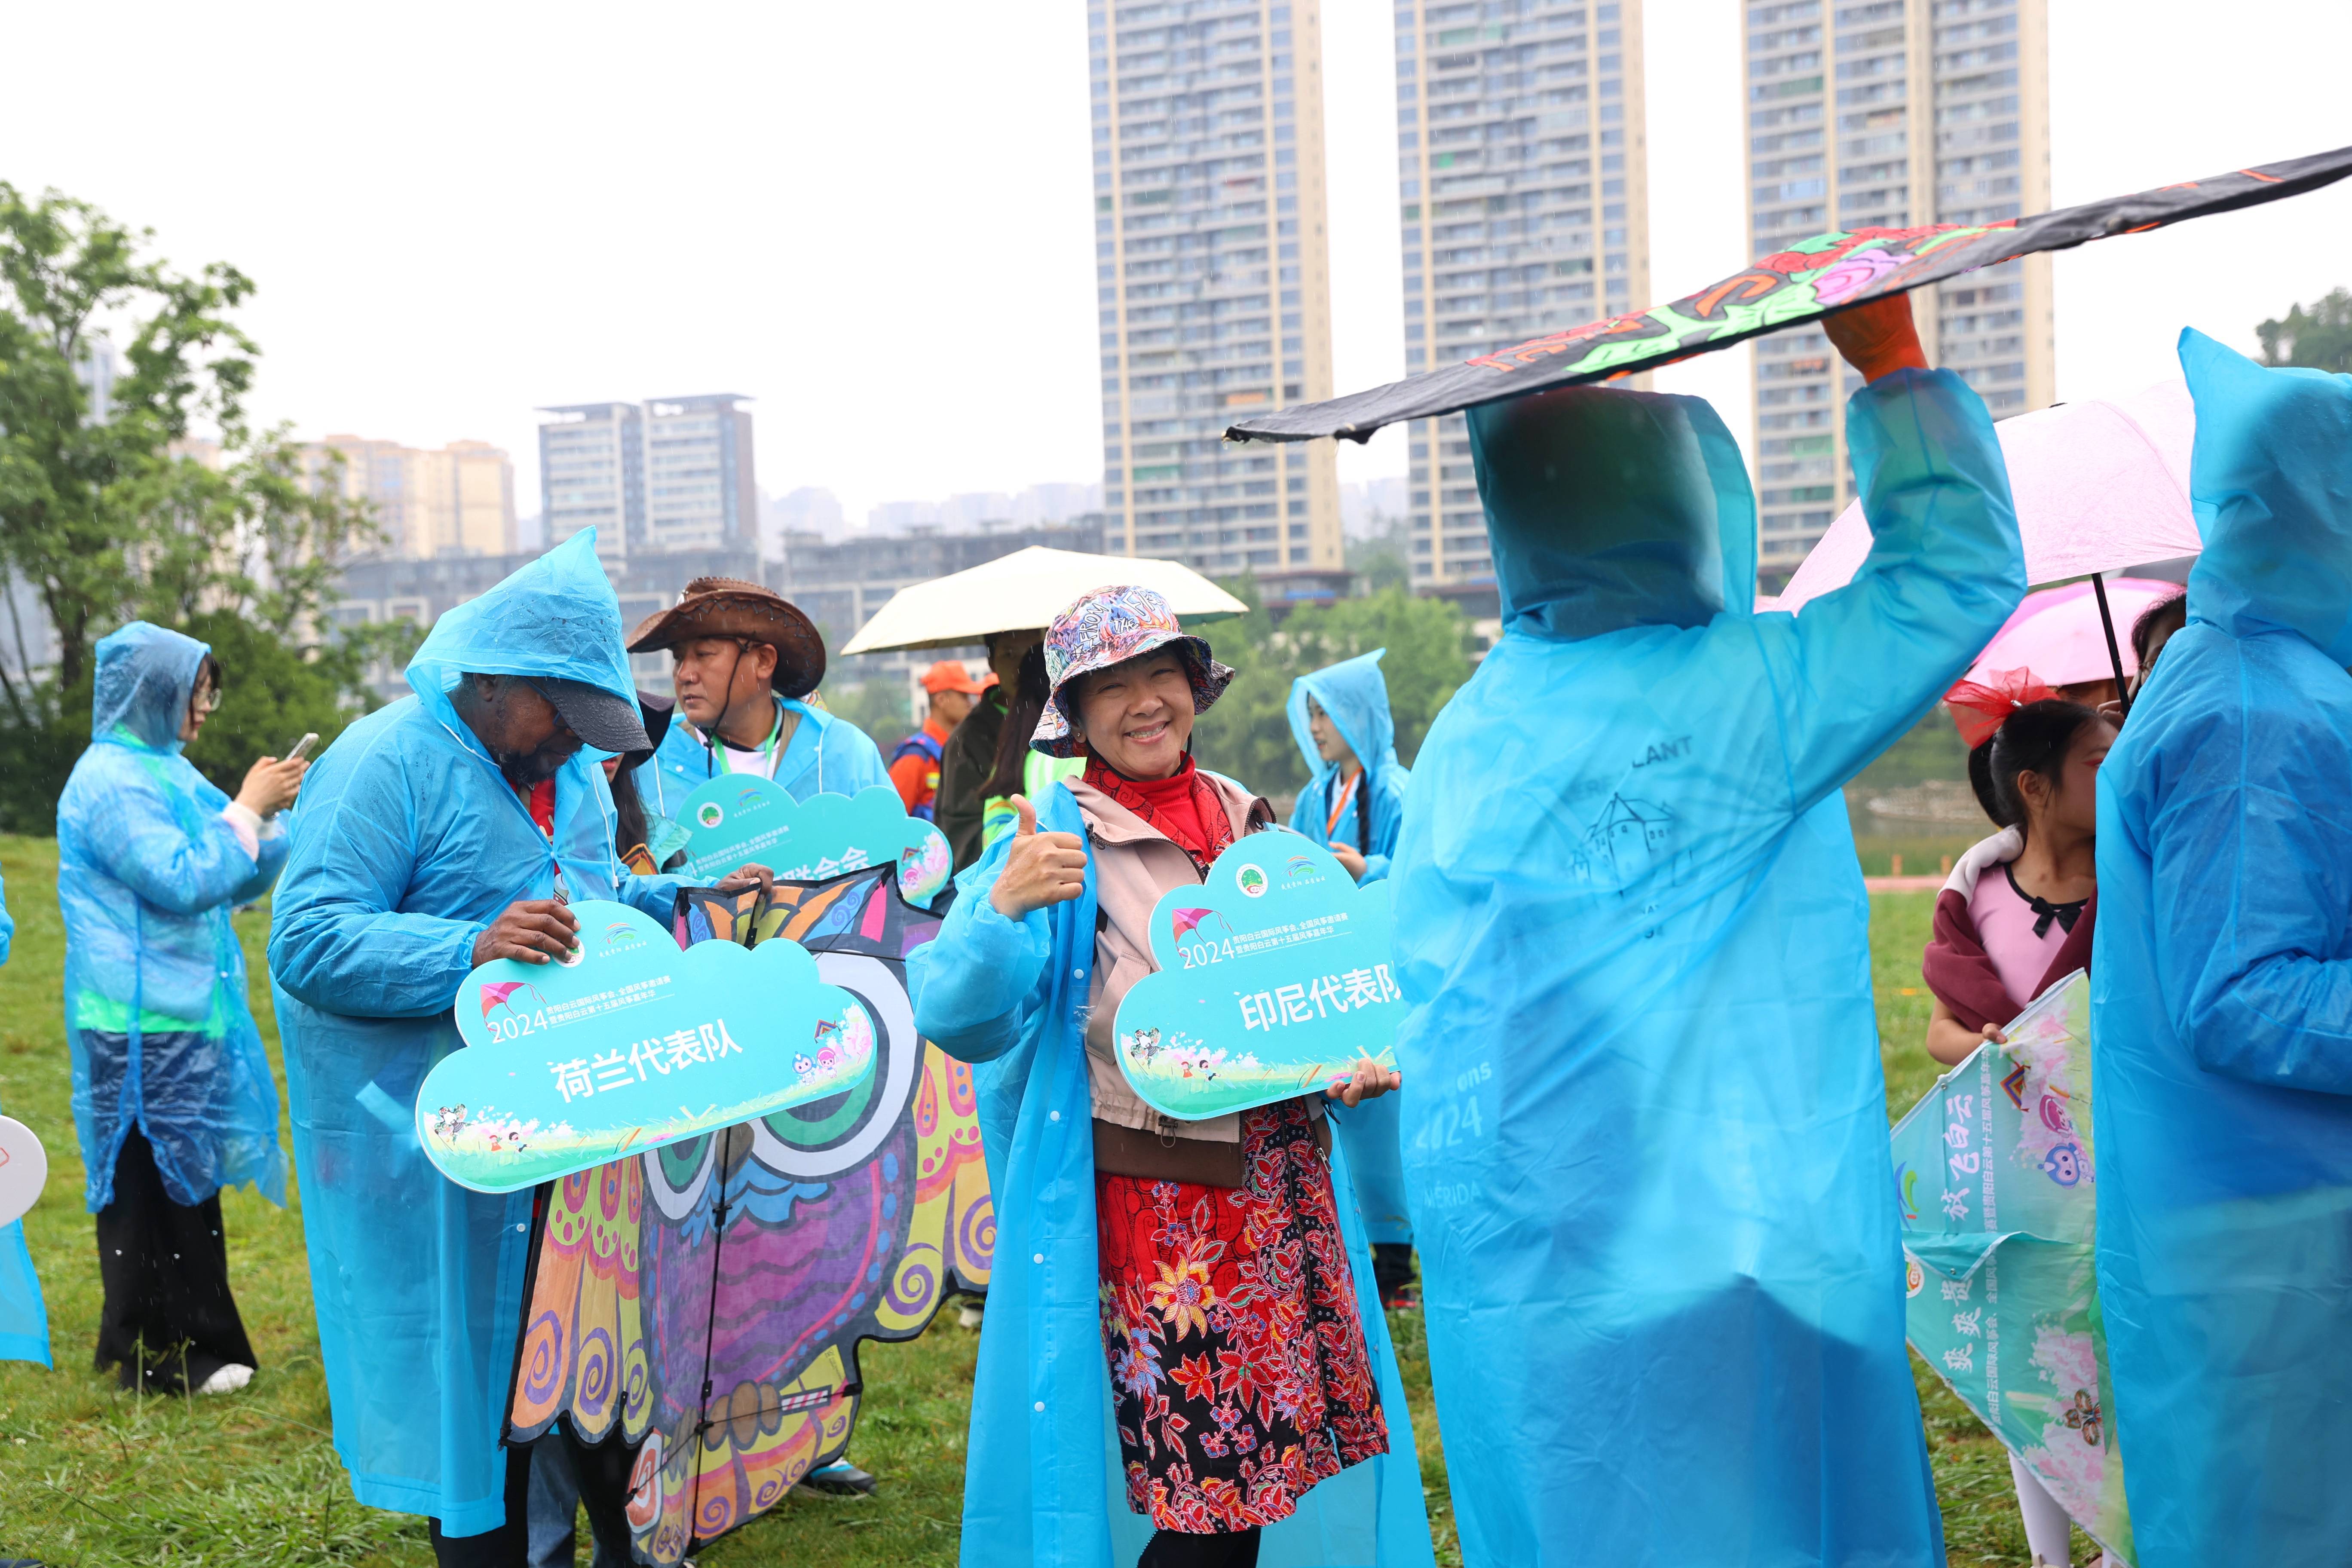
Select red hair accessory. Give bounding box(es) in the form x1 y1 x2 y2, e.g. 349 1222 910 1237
1945 668 2058 748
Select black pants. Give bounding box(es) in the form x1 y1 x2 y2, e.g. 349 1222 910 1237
92 1127 256 1394
1371 1242 1416 1304
429 1424 638 1568
1139 1528 1261 1567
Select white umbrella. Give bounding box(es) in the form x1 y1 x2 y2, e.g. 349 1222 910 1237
836 545 1250 656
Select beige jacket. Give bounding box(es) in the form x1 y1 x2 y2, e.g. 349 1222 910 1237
1072 772 1321 1144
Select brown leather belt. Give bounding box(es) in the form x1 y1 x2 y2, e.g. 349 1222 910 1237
1090 1115 1329 1189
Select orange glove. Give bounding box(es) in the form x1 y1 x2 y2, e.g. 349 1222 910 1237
1822 292 1929 383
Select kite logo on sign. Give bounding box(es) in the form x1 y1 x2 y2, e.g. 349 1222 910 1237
696 802 725 829
1236 864 1268 898
1283 855 1323 885
601 921 648 956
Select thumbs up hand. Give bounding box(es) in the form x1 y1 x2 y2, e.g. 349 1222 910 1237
989 794 1090 919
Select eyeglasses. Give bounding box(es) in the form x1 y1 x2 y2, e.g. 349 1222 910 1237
191 684 221 714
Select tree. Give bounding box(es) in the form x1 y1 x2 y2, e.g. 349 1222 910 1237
0 185 380 830
1191 581 1476 801
2257 287 2352 374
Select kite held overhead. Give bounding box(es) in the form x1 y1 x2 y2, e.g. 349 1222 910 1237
1226 144 2352 444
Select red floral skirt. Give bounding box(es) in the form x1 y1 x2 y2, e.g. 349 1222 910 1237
1095 1100 1389 1533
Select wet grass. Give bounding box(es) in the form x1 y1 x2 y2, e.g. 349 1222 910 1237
0 838 2072 1564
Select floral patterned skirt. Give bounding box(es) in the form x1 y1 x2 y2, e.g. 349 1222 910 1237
1095 1100 1388 1533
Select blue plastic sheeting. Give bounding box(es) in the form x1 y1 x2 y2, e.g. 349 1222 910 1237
640 693 889 816
56 622 287 1213
0 865 13 965
270 531 689 1536
1389 370 2023 1564
909 784 1435 1568
2091 330 2352 1567
1287 651 1413 1245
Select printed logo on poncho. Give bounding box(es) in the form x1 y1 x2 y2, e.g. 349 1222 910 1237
1236 864 1268 898
1905 1253 1924 1298
695 802 725 829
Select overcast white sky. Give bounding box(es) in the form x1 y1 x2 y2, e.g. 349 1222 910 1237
3 1 2346 531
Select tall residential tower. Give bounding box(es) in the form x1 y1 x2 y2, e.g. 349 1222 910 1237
1743 0 2052 587
1090 0 1344 577
1395 0 1650 600
538 394 758 563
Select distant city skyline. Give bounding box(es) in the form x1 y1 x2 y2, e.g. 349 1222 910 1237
10 3 2340 582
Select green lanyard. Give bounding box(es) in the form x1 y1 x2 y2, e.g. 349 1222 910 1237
713 702 787 779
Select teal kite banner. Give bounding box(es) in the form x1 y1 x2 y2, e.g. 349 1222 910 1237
416 900 877 1194
675 779 951 906
1891 970 2133 1562
1110 836 1402 1122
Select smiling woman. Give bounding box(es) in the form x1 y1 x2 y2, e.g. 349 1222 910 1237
910 584 1424 1568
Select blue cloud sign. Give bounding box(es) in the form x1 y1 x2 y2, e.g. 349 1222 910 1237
416 900 876 1193
1111 836 1403 1121
675 780 950 907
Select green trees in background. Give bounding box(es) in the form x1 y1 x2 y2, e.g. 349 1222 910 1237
2258 287 2352 374
0 184 380 830
1191 582 1477 799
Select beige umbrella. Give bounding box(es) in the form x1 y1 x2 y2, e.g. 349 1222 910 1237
836 545 1250 655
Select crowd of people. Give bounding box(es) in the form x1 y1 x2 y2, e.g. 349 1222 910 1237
5 287 2348 1568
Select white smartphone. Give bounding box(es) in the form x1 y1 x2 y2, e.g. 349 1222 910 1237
286 732 320 763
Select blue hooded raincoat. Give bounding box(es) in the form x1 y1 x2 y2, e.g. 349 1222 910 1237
269 530 692 1535
58 622 288 1214
0 874 44 1369
1388 369 2023 1565
1287 651 1413 1245
642 691 888 812
2090 330 2352 1566
909 785 1435 1568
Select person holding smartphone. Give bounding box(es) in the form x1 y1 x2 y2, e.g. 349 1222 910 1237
56 622 308 1396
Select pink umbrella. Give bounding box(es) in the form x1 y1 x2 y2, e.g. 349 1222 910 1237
1773 377 2198 611
1962 577 2181 690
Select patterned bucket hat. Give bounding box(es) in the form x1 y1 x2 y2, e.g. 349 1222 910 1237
1031 584 1235 758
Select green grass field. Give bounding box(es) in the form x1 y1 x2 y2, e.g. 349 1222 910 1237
0 835 2089 1566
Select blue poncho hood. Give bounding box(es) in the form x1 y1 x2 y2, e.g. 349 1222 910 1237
1286 648 1400 784
92 621 209 753
2182 327 2352 664
1467 383 1756 640
407 527 635 710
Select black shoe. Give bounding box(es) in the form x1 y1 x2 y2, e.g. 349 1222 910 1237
796 1461 877 1498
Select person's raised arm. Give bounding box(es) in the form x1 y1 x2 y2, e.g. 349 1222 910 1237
81 757 267 918
2148 704 2352 1095
1756 294 2028 810
909 796 1076 1063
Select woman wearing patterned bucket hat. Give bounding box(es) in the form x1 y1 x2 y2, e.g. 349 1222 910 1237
910 584 1430 1568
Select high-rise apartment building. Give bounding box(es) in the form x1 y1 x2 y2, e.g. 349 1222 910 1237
1090 0 1344 576
1743 0 2052 586
303 434 517 558
539 395 757 563
1394 0 1650 597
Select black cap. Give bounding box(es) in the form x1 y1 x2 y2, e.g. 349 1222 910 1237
526 676 653 755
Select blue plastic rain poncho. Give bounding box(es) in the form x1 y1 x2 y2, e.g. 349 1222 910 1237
641 691 888 814
909 787 1434 1568
2090 331 2352 1566
1287 652 1413 1244
0 869 44 1368
269 530 693 1535
57 622 288 1214
1388 370 2023 1564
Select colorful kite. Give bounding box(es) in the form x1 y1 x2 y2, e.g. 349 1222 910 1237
1227 145 2352 444
505 866 992 1565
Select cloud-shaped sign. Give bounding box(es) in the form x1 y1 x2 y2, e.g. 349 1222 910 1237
675 780 950 907
0 1116 46 1228
1112 836 1401 1122
417 900 876 1194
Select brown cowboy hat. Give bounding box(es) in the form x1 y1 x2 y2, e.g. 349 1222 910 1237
625 578 827 698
